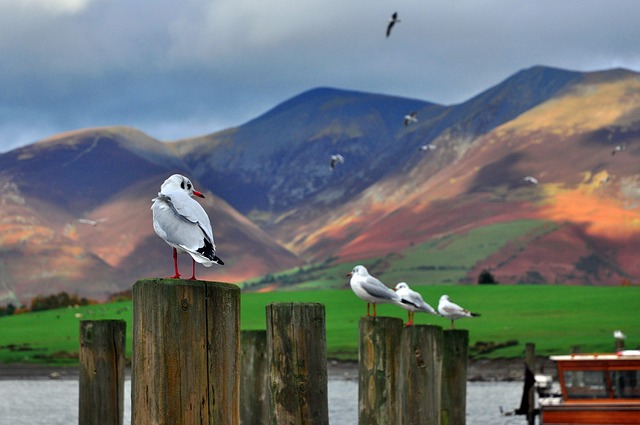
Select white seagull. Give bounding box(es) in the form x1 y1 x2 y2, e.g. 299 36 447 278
78 217 108 226
419 144 437 151
394 282 439 326
523 176 538 185
151 174 223 280
614 330 627 340
347 265 401 317
330 154 344 171
386 12 400 38
611 143 626 155
403 111 418 126
438 295 480 329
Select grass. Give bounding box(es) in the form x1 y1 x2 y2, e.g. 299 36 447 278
1 284 638 364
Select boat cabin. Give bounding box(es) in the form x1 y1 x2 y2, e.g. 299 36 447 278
540 353 640 424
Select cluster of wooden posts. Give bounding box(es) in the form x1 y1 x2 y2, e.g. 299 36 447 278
78 278 470 425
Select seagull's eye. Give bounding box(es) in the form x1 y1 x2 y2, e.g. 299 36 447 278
187 183 191 190
180 181 185 189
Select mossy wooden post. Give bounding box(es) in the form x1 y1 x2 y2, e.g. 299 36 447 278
358 316 404 425
132 278 240 425
400 325 443 425
441 329 468 425
241 330 269 425
266 302 328 425
79 319 126 425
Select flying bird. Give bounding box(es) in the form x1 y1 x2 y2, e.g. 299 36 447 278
419 144 437 151
612 143 626 155
151 174 223 280
347 265 401 317
403 111 418 126
394 282 438 326
438 295 480 329
330 154 344 171
386 12 400 37
523 176 538 185
77 217 108 226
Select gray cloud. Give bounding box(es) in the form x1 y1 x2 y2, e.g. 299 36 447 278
1 0 639 151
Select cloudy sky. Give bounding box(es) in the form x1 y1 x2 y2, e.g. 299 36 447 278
1 0 639 152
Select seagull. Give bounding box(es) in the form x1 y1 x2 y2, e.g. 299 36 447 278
419 144 437 151
612 143 626 155
394 282 438 326
330 154 344 171
347 265 401 317
386 12 400 37
614 330 627 340
403 111 418 126
151 174 223 280
77 217 108 226
438 295 480 329
523 176 538 185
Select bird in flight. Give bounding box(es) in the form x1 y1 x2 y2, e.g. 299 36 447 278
419 144 437 151
403 111 417 126
611 143 626 155
523 176 538 185
387 12 400 37
330 154 344 171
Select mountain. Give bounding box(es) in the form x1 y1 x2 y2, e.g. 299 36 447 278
2 65 640 305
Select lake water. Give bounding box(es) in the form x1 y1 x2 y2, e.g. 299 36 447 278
0 379 525 424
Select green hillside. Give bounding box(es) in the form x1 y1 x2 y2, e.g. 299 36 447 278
1 284 638 364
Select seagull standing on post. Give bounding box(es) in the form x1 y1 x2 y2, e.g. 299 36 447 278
438 295 480 329
151 174 224 280
394 282 439 326
347 265 401 317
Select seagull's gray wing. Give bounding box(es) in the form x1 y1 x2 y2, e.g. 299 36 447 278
152 193 214 253
361 276 399 301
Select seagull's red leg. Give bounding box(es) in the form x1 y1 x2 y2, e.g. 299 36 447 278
373 303 377 317
451 319 455 329
169 248 181 279
366 303 371 317
406 311 413 327
188 259 197 280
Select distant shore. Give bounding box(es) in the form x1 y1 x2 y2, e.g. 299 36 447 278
0 357 556 382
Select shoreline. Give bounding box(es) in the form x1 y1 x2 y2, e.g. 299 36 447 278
0 357 556 382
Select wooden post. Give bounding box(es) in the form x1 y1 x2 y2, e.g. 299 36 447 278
525 342 536 425
79 319 126 425
441 329 469 425
400 325 443 425
266 302 328 425
240 330 269 425
358 317 404 425
132 278 240 425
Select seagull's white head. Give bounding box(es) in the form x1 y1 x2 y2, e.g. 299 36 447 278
348 265 368 278
439 294 450 302
160 174 204 198
395 282 409 291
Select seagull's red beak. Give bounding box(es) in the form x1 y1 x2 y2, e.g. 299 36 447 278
193 190 205 198
346 272 353 277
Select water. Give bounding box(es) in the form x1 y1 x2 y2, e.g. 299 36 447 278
0 379 524 425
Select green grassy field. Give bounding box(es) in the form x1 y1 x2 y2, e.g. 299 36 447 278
1 284 638 364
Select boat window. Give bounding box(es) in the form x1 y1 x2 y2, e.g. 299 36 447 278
563 370 608 399
611 370 640 399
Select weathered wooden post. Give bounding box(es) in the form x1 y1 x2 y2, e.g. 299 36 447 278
240 330 269 425
358 316 404 425
132 278 240 425
266 302 329 425
400 324 443 425
79 319 126 425
441 329 469 425
525 342 536 425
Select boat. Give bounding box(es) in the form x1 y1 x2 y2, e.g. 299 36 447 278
539 351 640 424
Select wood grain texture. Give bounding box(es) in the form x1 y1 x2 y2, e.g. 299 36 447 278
79 319 126 425
266 302 328 425
441 329 469 425
131 278 240 425
240 330 269 425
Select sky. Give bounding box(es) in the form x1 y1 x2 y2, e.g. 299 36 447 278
1 0 639 152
